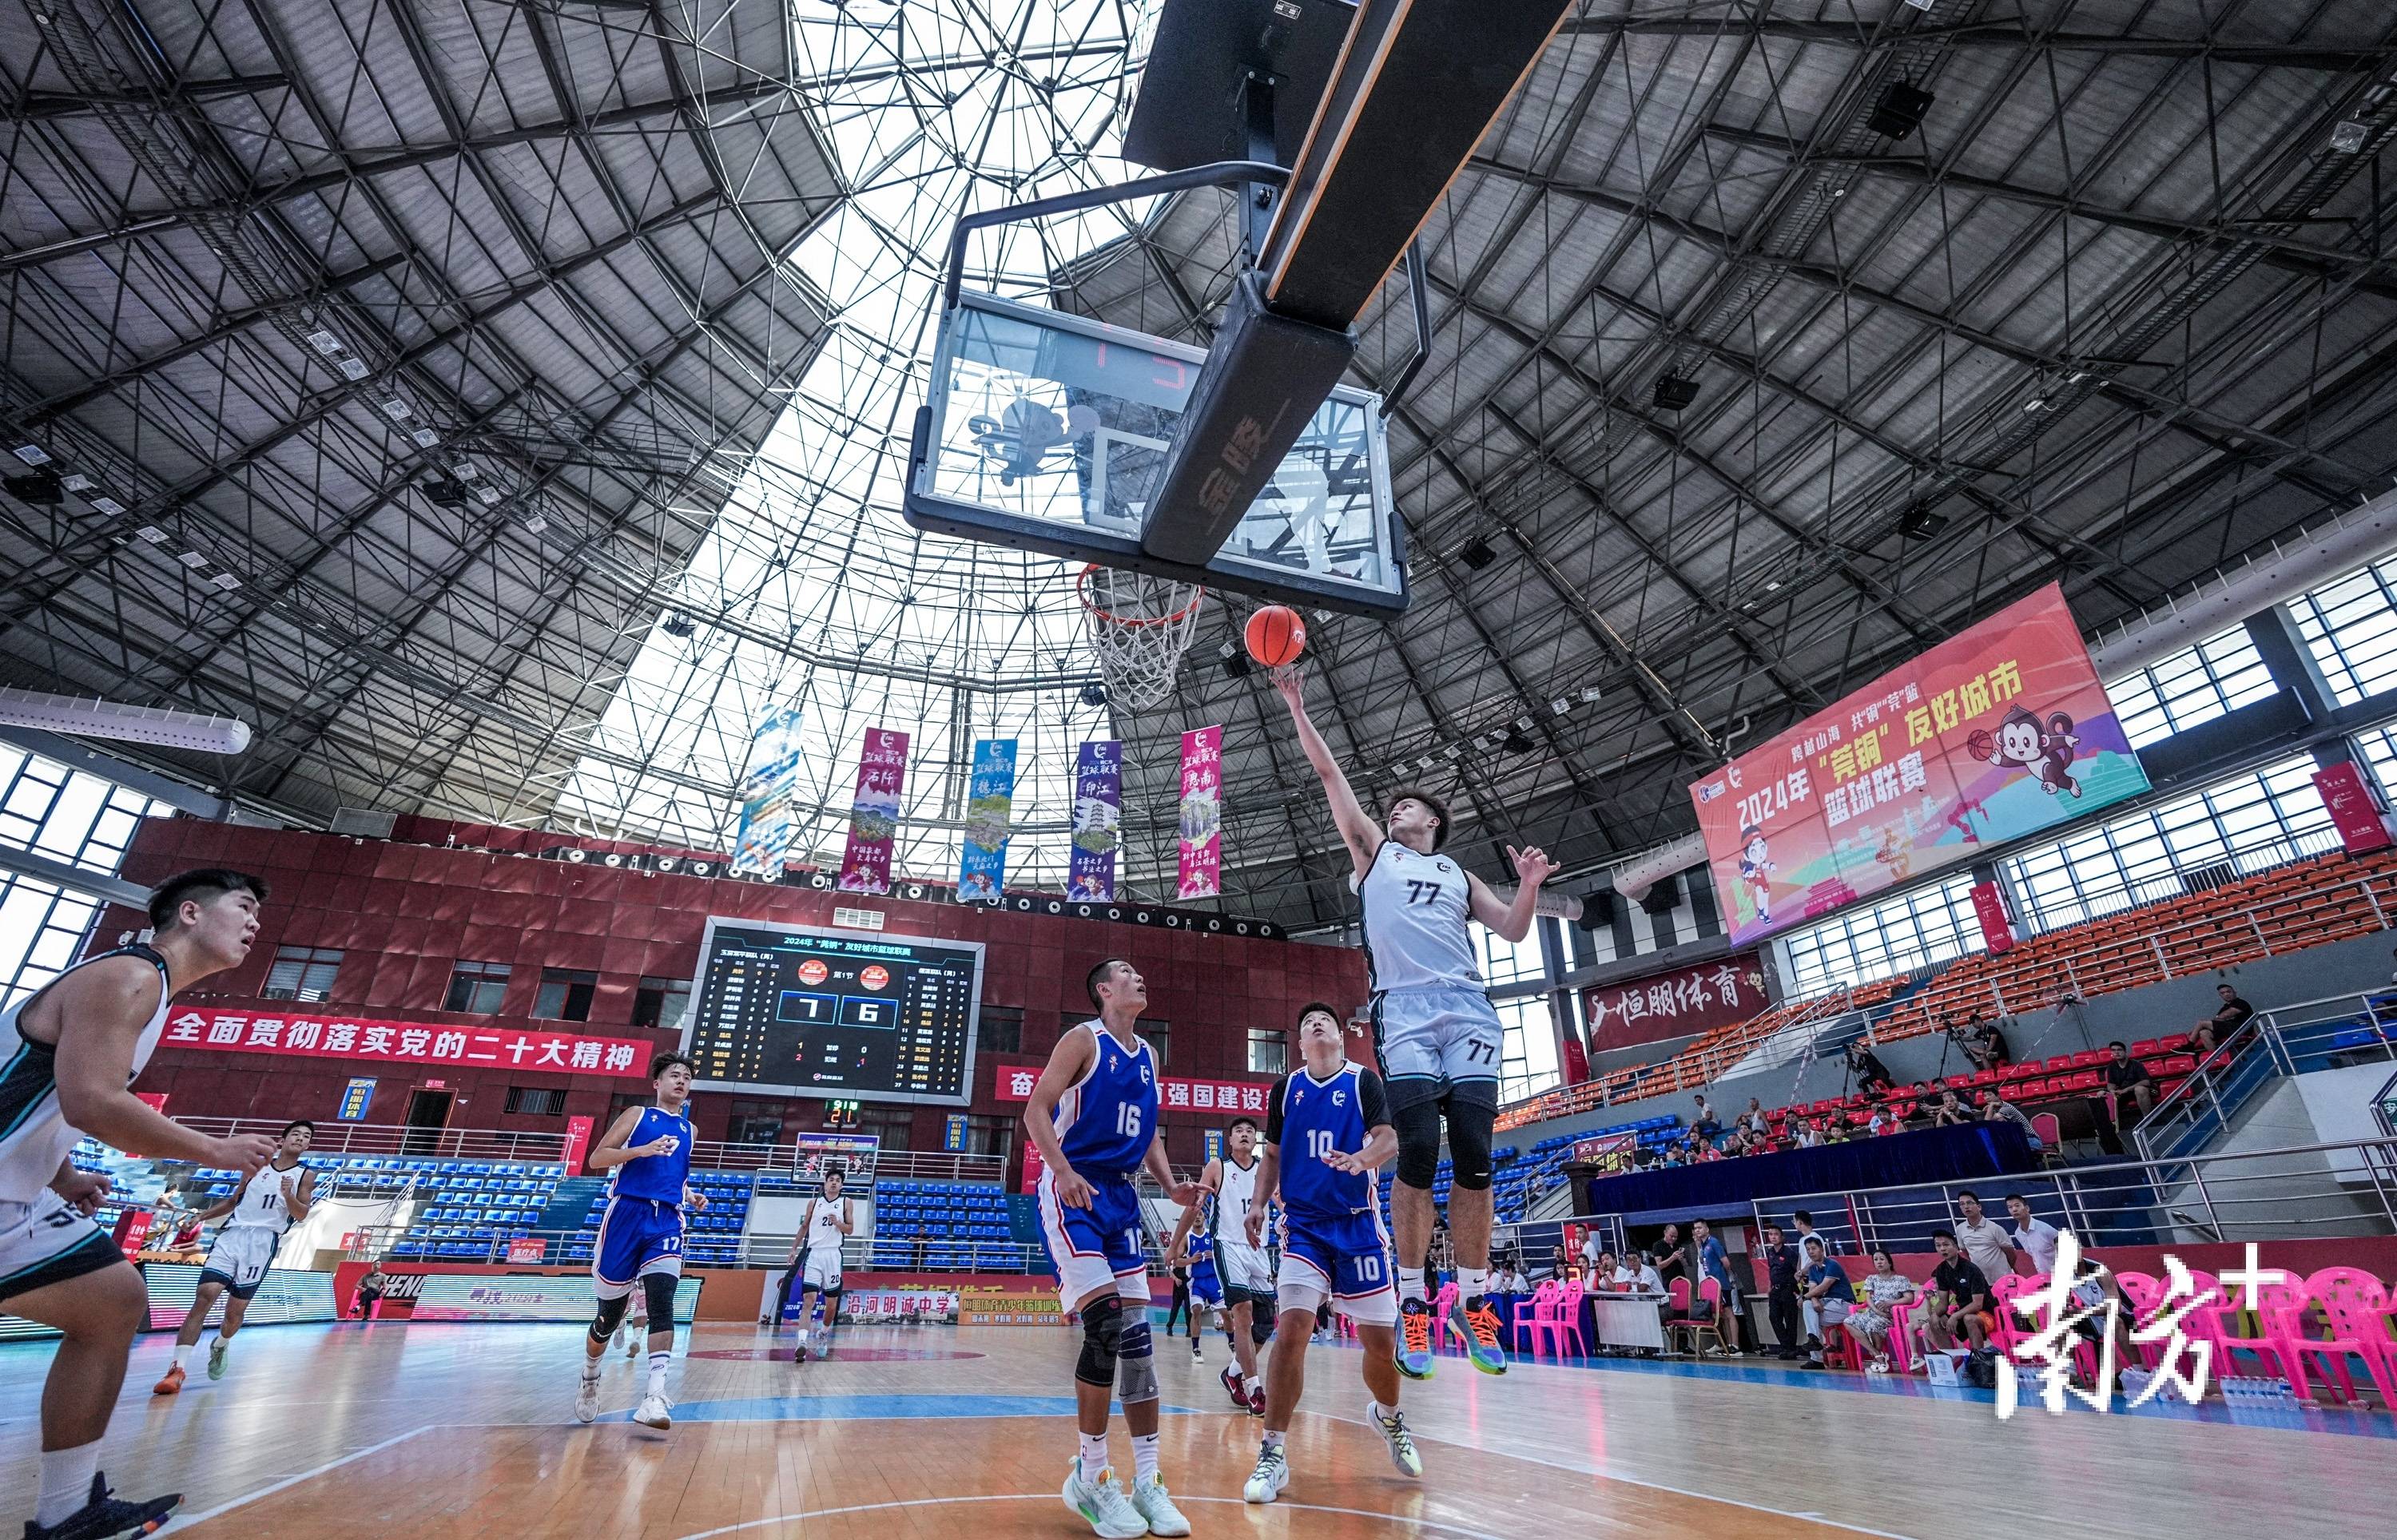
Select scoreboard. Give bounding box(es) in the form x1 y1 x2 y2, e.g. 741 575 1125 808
682 919 985 1106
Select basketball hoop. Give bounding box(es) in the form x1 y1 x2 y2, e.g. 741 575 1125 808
1077 564 1205 710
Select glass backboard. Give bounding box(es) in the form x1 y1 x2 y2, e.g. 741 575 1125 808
905 291 1408 615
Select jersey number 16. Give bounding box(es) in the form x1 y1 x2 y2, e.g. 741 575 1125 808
1116 1104 1143 1141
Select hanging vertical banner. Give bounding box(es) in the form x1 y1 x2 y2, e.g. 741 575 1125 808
731 706 806 876
1068 740 1123 901
1175 725 1224 899
837 728 912 895
957 738 1019 902
1970 879 2017 955
2312 760 2393 855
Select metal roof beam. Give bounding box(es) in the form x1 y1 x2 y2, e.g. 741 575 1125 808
5 73 292 122
1559 13 2397 71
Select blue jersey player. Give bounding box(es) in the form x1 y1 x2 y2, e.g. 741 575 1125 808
1024 959 1201 1539
1240 1003 1420 1504
1170 1219 1223 1363
1278 665 1556 1377
575 1051 708 1430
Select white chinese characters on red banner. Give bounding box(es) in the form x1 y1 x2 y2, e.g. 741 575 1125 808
1583 954 1765 1052
993 1063 1269 1117
161 1008 654 1078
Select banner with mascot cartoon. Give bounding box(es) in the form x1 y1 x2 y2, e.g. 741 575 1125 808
1690 582 2149 946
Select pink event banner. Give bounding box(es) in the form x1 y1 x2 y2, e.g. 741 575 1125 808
1176 724 1224 900
160 1008 654 1077
838 727 912 895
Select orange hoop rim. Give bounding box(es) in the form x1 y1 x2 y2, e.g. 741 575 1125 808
1075 563 1206 629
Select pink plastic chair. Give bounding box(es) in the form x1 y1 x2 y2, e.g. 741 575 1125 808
1542 1279 1589 1359
1511 1280 1559 1359
2293 1268 2397 1406
2114 1272 2164 1371
1431 1280 1461 1353
1987 1272 2033 1359
1883 1297 1917 1373
2200 1279 2319 1399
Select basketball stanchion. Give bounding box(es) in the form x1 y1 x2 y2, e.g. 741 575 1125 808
1077 563 1206 708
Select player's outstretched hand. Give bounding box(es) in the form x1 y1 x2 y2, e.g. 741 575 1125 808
53 1169 111 1215
214 1132 280 1175
1321 1149 1374 1176
636 1134 680 1159
1508 843 1560 887
1244 1208 1267 1249
1052 1167 1095 1209
1270 663 1307 712
1164 1177 1203 1208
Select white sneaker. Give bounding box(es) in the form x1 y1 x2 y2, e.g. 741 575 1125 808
1243 1446 1290 1504
626 1334 642 1359
574 1372 601 1423
611 1326 626 1349
206 1337 229 1380
1369 1403 1423 1478
1131 1476 1190 1537
1061 1463 1149 1538
1189 1342 1203 1362
634 1392 673 1430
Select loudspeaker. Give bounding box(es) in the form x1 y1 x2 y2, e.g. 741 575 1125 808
1868 81 1934 141
1640 881 1681 915
1575 890 1616 931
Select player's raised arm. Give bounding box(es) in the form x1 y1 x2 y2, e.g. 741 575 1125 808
1467 843 1561 943
1272 665 1381 879
1020 1026 1099 1207
50 957 268 1171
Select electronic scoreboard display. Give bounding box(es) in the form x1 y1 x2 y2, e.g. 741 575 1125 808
681 919 985 1106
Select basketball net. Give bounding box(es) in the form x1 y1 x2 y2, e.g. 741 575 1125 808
1077 564 1205 710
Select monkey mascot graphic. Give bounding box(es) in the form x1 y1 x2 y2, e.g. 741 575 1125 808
1970 705 2083 798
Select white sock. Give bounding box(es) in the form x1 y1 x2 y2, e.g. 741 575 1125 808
1261 1429 1285 1453
1078 1431 1110 1485
1131 1431 1160 1482
1369 1400 1398 1425
581 1355 602 1383
36 1441 100 1526
171 1344 191 1370
1458 1267 1489 1301
646 1351 670 1399
1243 1374 1261 1395
1399 1267 1427 1304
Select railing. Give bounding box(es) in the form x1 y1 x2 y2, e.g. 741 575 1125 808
348 1223 1052 1274
2135 988 2397 1161
1708 1136 2397 1254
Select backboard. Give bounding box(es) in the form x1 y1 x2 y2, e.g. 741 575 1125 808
904 291 1408 616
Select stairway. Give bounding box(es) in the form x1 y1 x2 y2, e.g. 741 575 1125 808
535 1175 610 1233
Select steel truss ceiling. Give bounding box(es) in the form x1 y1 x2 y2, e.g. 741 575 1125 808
2 1 2395 935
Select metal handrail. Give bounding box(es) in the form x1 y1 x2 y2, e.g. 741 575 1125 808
347 1223 1053 1274
2135 988 2397 1160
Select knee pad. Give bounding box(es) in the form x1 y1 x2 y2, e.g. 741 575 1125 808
1250 1309 1275 1347
641 1271 678 1325
1392 1096 1443 1189
1076 1293 1125 1387
1445 1097 1495 1189
590 1292 629 1344
1116 1314 1158 1404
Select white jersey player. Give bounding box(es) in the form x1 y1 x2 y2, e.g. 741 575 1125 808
157 1118 315 1394
789 1165 853 1362
1276 665 1556 1379
1168 1117 1271 1414
1 869 279 1540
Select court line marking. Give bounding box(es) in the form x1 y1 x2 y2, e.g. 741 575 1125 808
158 1425 433 1533
667 1493 1517 1540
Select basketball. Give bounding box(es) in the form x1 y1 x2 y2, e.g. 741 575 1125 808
1244 605 1306 668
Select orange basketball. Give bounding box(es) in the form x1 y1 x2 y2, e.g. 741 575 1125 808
1244 605 1306 668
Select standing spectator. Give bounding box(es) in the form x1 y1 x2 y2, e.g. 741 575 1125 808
1789 1209 1835 1255
1797 1237 1855 1367
1922 1229 1994 1353
2001 1193 2061 1276
1651 1223 1689 1294
1691 1219 1739 1355
1848 1247 1918 1373
1547 1242 1572 1281
2196 982 2253 1043
1848 1037 1896 1094
1952 1191 2013 1280
1978 1086 2041 1149
1691 1093 1721 1141
1580 1226 1603 1277
1739 1097 1767 1135
1759 1222 1804 1359
2103 1040 2155 1123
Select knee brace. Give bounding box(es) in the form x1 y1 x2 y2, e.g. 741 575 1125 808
1116 1312 1158 1405
1249 1308 1275 1348
1076 1293 1125 1387
1392 1096 1444 1189
641 1271 678 1327
1445 1097 1496 1191
590 1292 629 1344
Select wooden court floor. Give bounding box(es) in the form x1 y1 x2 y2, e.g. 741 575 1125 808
1 1320 2384 1538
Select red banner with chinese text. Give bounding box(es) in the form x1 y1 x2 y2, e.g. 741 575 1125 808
1583 955 1766 1051
1689 583 2149 945
1971 879 2017 955
159 1008 654 1077
993 1062 1270 1118
2312 760 2392 855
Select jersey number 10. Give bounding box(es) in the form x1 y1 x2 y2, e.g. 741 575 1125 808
1306 1129 1335 1161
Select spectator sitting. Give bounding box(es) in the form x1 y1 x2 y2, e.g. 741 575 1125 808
1792 1117 1823 1149
1497 1264 1532 1294
1624 1249 1665 1294
1547 1243 1572 1280
1919 1228 1994 1357
2189 1018 2222 1059
1978 1086 2041 1149
1952 1190 2014 1280
2197 982 2253 1044
1591 1250 1620 1290
1866 1103 1893 1137
2102 1039 2156 1122
1847 1246 1918 1373
1580 1224 1604 1276
1798 1236 1854 1367
1739 1096 1766 1134
1848 1037 1897 1093
1695 1137 1727 1163
1691 1093 1722 1141
1930 1088 1971 1128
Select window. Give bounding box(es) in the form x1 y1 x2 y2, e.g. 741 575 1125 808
632 975 691 1031
2105 626 2276 747
533 966 598 1022
857 1105 914 1151
1496 996 1560 1105
1246 1026 1287 1075
1139 1019 1170 1070
727 1100 785 1145
503 1086 567 1117
977 1005 1022 1055
261 945 344 1002
2292 555 2397 705
0 746 174 1010
1477 924 1545 988
960 1113 1015 1158
1780 873 1981 995
443 960 512 1014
